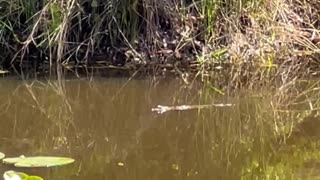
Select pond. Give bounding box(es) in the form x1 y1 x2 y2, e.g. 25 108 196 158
0 76 320 179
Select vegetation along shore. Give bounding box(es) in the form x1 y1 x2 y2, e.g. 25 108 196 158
0 0 319 81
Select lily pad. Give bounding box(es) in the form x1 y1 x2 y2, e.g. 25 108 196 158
15 156 74 167
0 152 5 159
3 156 26 164
3 156 74 167
3 170 43 180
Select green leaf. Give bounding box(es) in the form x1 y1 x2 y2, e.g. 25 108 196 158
26 176 43 180
210 48 227 58
3 170 43 180
0 152 5 159
3 170 27 180
207 83 224 95
2 156 26 164
3 156 75 167
13 156 74 167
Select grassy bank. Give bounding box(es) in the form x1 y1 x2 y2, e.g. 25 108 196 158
0 0 319 78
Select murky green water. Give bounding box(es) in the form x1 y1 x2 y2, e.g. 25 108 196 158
0 77 320 179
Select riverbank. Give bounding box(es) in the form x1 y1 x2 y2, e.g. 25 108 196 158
0 0 319 80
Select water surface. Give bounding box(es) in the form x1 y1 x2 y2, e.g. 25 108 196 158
0 77 320 179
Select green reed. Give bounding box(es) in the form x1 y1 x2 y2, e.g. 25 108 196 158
0 0 318 81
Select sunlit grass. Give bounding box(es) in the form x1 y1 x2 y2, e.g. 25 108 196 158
0 0 317 80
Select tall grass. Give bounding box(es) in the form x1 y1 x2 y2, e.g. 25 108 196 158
0 0 318 80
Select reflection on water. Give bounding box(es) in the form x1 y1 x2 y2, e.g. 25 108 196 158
0 77 320 179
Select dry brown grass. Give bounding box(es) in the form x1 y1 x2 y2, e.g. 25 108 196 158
0 0 318 83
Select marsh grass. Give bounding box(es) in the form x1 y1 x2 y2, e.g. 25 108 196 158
0 0 318 84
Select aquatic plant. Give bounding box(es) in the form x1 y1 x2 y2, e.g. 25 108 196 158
3 170 43 180
0 152 5 159
3 156 75 167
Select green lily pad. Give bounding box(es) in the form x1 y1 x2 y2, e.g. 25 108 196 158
3 170 28 180
3 170 43 180
3 156 74 167
0 152 5 159
18 156 74 167
3 155 26 164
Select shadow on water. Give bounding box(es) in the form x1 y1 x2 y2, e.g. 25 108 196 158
0 77 320 179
